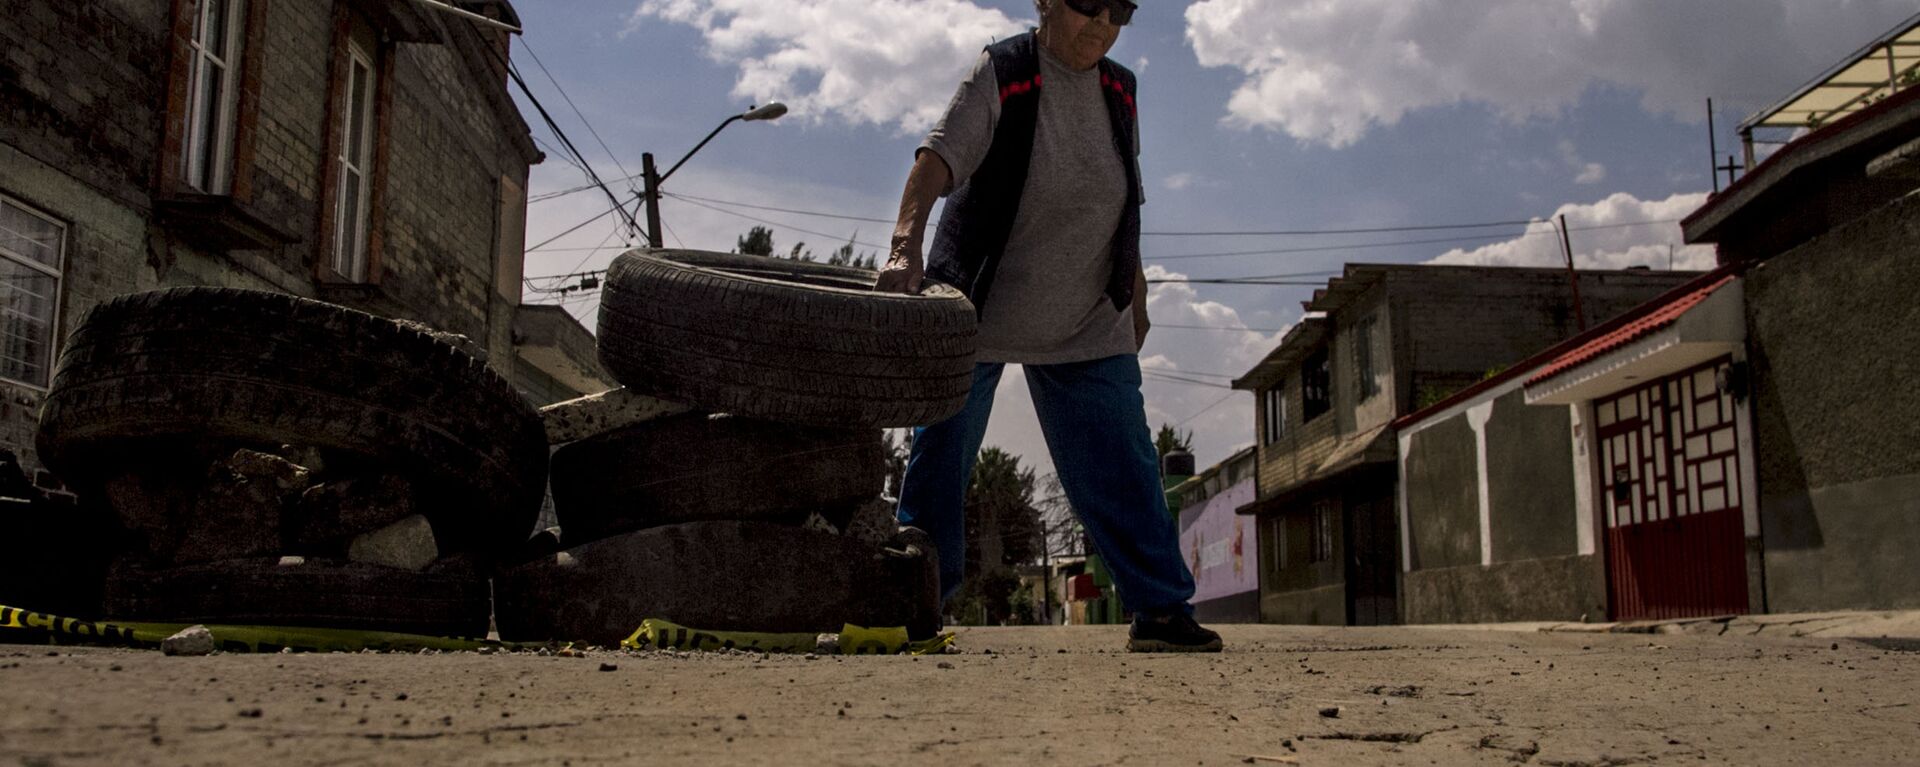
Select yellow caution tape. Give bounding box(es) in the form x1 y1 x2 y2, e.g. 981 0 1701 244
0 604 536 654
621 617 956 656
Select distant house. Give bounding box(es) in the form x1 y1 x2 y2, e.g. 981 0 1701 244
1169 447 1259 623
0 1 612 484
1232 264 1698 625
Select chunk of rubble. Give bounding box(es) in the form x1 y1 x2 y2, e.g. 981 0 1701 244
539 387 692 445
347 515 439 571
296 474 415 550
161 625 216 656
171 450 310 564
841 497 900 545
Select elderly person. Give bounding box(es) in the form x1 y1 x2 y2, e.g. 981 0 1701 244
877 0 1221 652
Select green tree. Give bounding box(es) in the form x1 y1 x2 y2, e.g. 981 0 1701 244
787 241 815 262
953 446 1044 625
1154 424 1194 459
736 225 774 256
826 235 878 269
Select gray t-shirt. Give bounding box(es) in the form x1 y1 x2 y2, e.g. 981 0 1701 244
921 46 1140 365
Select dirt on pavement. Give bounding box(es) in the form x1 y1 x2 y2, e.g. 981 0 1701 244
2 624 1916 766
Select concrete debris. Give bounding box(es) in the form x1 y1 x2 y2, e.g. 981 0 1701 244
275 444 328 476
347 515 439 571
161 625 216 656
276 556 305 566
297 474 415 550
540 387 692 445
801 512 839 534
814 633 841 654
841 497 899 545
172 450 310 564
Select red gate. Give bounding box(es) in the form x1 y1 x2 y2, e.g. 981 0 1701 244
1597 359 1749 621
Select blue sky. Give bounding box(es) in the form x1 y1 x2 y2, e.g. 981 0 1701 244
509 0 1916 479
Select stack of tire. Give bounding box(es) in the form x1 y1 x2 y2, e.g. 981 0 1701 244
33 288 548 638
494 250 976 646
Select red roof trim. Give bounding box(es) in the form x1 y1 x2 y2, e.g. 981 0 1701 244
1524 273 1737 386
1391 265 1740 431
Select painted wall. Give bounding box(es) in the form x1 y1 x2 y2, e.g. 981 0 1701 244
1178 477 1258 609
1746 189 1920 611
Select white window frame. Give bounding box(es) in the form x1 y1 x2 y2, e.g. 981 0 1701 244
0 195 66 391
331 38 377 282
1263 384 1287 444
182 0 247 194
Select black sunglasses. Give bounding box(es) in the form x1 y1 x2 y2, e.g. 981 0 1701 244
1062 0 1135 26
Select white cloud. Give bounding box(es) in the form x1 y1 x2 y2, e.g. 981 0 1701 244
1184 0 1917 147
1560 141 1608 185
1163 172 1198 191
1428 191 1716 271
633 0 1024 133
1134 55 1150 73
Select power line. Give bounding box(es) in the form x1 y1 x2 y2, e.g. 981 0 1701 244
668 193 889 252
494 43 637 241
1174 390 1240 427
1142 220 1535 237
1142 371 1233 389
1152 323 1289 333
520 41 636 187
667 192 895 225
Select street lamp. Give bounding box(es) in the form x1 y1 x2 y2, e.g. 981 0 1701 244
641 103 788 248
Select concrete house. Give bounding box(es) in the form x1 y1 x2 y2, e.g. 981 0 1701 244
1232 264 1697 625
1391 14 1920 625
1 0 610 484
1679 44 1920 613
1395 268 1747 624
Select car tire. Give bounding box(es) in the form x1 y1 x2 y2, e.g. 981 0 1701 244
103 557 491 638
36 287 548 557
596 249 976 427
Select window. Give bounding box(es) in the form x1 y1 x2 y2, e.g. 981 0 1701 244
331 37 378 282
1264 515 1287 577
1352 316 1379 401
1262 383 1288 444
1309 498 1336 563
0 197 65 389
181 0 247 193
1302 348 1331 422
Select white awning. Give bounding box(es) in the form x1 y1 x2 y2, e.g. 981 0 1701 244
1743 12 1920 133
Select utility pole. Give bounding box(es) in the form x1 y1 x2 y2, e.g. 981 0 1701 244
1707 98 1721 194
1558 214 1588 332
641 152 663 248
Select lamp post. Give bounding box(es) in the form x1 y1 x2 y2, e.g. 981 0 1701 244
641 102 788 248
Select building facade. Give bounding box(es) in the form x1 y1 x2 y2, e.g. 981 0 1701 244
0 0 561 483
1233 264 1698 625
1170 447 1259 623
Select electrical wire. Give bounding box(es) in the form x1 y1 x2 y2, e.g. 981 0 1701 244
1173 390 1240 427
667 193 889 252
493 42 638 240
520 41 636 186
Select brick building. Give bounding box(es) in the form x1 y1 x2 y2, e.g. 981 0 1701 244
0 0 608 483
1231 264 1697 625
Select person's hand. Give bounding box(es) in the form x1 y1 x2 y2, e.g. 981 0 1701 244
1133 307 1151 351
875 232 925 294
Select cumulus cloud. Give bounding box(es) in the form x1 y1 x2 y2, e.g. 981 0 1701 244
1184 0 1916 147
1163 172 1198 191
1560 141 1607 185
633 0 1024 133
1428 191 1716 271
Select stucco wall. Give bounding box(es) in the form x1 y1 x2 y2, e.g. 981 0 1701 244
1746 190 1920 611
1402 417 1479 571
1485 391 1580 562
1403 554 1606 625
1259 583 1345 626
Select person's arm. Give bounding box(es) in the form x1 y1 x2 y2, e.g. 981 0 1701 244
1132 262 1150 350
876 150 951 295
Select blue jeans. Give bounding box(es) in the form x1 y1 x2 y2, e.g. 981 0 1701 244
895 354 1196 617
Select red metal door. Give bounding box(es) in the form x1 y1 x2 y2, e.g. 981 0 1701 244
1597 359 1749 621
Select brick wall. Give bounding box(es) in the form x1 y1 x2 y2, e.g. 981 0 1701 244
0 0 536 478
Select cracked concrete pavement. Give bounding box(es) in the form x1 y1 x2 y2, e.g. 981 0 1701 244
2 623 1916 766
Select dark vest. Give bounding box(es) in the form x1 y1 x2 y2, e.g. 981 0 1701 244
925 32 1143 317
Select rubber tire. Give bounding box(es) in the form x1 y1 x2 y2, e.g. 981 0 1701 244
494 521 942 645
35 287 548 557
103 558 491 638
550 413 885 545
596 249 977 427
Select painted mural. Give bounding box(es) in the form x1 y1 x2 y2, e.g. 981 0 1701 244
1179 477 1260 603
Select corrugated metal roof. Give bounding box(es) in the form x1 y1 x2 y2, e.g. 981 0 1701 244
1525 274 1737 387
1743 12 1920 132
